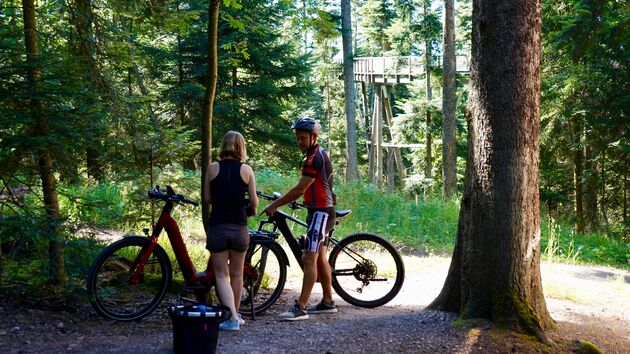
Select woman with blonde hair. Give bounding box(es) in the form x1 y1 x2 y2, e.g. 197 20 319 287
203 131 258 331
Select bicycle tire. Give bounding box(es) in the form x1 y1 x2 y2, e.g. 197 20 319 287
239 240 287 315
329 232 405 308
87 236 172 321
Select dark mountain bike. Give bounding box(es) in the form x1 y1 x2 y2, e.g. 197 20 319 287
240 191 405 316
86 187 404 321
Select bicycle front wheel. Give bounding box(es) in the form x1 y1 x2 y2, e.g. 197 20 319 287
329 233 405 308
87 236 172 321
239 241 287 315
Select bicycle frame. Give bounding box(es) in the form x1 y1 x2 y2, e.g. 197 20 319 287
259 209 339 270
131 200 213 287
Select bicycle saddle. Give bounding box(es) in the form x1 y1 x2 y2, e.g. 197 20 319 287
336 209 352 218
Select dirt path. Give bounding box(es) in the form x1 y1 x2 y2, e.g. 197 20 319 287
1 255 629 353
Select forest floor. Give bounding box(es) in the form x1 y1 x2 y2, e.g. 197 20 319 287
1 253 629 354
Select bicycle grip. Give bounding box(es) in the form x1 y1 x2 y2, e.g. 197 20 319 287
183 197 199 206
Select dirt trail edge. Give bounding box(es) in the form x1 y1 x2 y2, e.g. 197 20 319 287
1 256 629 353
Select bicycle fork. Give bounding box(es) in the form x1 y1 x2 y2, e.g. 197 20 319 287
128 235 159 285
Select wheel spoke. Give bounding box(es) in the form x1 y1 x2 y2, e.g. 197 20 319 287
240 241 286 315
87 237 171 321
330 233 404 308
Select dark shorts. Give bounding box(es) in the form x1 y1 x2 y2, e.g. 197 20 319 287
304 207 336 253
205 223 249 253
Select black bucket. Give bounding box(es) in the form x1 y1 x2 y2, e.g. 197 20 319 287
168 304 227 354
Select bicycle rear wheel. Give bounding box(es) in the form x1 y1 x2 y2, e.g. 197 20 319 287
329 233 405 308
239 241 287 315
87 236 172 321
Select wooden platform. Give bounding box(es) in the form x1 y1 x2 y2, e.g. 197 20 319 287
353 55 470 84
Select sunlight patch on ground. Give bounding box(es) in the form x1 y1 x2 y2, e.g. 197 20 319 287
541 262 630 312
456 328 481 354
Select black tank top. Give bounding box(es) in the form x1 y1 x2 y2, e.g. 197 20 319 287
208 159 248 226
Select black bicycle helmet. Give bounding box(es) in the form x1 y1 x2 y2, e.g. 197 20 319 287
291 117 319 133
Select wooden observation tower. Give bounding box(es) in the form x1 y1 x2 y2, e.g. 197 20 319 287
353 55 470 188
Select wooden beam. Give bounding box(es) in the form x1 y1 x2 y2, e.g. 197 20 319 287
376 84 383 186
381 86 406 185
368 85 378 184
367 141 426 148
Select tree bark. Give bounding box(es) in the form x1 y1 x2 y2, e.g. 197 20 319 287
368 86 380 184
177 1 195 171
120 17 159 132
22 0 65 284
72 0 103 182
326 73 333 151
442 0 457 198
201 0 221 222
624 170 627 228
429 0 553 340
341 0 360 182
583 132 598 231
361 82 371 144
571 117 584 233
425 38 433 179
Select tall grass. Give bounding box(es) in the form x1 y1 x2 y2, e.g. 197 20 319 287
254 169 460 252
540 218 630 269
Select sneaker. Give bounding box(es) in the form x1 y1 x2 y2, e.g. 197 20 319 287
219 318 240 331
306 301 338 314
279 302 309 321
237 313 245 325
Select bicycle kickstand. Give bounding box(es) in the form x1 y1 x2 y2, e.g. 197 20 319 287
249 286 256 321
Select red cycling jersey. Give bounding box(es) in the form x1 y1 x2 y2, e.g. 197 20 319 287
301 144 334 209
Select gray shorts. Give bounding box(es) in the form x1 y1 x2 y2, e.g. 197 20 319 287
205 223 249 253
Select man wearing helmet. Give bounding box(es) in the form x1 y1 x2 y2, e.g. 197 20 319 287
263 117 337 321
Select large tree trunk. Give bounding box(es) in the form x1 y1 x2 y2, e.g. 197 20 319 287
341 0 359 182
326 73 333 151
624 170 627 229
429 0 553 340
583 132 598 231
571 117 584 233
72 0 103 182
425 37 433 179
442 0 457 198
361 82 371 151
22 0 65 284
201 0 221 222
177 1 196 171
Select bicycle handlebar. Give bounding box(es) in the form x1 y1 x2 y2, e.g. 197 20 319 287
148 186 199 206
256 190 307 210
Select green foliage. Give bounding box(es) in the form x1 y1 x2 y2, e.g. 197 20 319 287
57 183 125 228
541 218 630 269
333 182 460 251
541 0 630 238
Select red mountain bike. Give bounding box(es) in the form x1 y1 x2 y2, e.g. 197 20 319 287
87 186 404 321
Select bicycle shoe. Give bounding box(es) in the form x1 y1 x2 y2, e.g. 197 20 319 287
306 301 338 314
279 301 309 321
